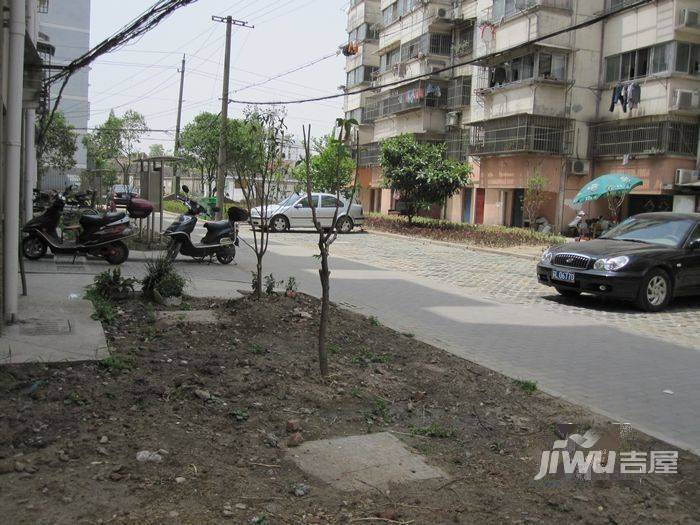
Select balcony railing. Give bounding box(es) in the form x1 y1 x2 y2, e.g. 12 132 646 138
590 116 699 158
358 143 380 166
447 76 472 108
483 0 572 25
365 80 448 122
467 114 573 156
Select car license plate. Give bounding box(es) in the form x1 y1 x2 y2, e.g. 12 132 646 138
552 270 575 283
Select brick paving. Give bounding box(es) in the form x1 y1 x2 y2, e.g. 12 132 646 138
277 230 700 351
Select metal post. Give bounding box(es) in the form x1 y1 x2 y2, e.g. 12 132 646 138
24 108 37 223
4 0 26 322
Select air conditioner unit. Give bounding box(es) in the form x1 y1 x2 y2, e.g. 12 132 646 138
671 89 700 110
679 8 700 28
675 169 700 186
446 111 461 128
568 159 590 176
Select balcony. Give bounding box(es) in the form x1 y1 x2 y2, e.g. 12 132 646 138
447 76 472 108
364 79 448 122
467 114 573 156
482 0 572 25
590 116 699 158
474 50 568 95
358 143 380 166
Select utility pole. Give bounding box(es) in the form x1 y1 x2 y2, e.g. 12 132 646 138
173 54 186 196
212 15 253 219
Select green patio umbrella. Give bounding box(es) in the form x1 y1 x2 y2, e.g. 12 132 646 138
573 173 643 204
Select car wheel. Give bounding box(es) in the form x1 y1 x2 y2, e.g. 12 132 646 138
23 236 47 260
636 268 672 312
336 216 354 233
555 287 580 298
270 215 289 233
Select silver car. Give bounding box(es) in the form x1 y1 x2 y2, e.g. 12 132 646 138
250 193 364 233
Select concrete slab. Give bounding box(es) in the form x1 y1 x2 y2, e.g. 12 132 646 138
287 432 448 492
155 309 220 328
0 298 108 364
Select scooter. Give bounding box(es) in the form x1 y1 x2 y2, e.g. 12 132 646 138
22 193 134 264
163 185 247 265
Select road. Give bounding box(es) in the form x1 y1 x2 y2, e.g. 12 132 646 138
25 220 700 455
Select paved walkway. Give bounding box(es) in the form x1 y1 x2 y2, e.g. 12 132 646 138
18 226 700 454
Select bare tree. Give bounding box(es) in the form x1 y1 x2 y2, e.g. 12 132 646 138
301 118 359 376
228 108 287 299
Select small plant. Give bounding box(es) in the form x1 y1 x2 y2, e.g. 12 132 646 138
249 344 266 355
490 441 505 453
142 254 187 299
403 332 415 338
350 386 363 398
410 422 456 438
264 273 282 295
144 303 156 324
514 379 538 394
328 343 341 355
99 355 133 371
369 316 380 326
352 350 391 366
230 409 249 422
64 392 85 405
85 288 116 325
285 276 298 297
90 268 137 300
364 397 391 425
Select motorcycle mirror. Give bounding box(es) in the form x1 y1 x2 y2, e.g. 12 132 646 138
181 185 189 194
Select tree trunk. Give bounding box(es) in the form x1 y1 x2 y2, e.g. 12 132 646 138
123 169 129 186
318 243 330 377
255 256 263 300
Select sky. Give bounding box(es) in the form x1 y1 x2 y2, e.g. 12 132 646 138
82 0 349 151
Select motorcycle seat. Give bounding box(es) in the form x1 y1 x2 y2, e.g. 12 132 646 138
203 220 231 234
80 211 126 228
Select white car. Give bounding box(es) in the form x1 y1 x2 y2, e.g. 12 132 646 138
250 193 364 233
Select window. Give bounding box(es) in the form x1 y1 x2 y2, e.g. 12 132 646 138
297 196 319 208
510 54 534 82
382 0 419 26
636 47 649 77
346 66 377 86
429 33 452 55
380 47 401 72
348 23 378 43
676 42 700 75
539 53 567 80
686 224 700 246
605 54 620 83
321 195 341 208
651 42 671 74
400 37 422 62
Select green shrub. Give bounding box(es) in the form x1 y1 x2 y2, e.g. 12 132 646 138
85 288 116 325
514 379 538 394
365 213 566 248
90 268 137 300
142 254 186 298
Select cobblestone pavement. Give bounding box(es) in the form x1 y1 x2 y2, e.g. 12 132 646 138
274 230 700 351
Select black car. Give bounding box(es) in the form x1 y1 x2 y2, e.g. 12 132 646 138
111 184 138 206
537 213 700 311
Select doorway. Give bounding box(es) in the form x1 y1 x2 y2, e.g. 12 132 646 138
463 188 473 223
475 188 485 224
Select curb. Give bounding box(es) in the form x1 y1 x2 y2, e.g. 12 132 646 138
364 228 543 261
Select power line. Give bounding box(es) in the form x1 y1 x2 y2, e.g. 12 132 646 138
229 0 653 106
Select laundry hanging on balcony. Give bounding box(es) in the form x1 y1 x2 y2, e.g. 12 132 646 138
342 42 359 56
402 87 425 104
609 82 641 113
426 83 442 97
628 83 641 109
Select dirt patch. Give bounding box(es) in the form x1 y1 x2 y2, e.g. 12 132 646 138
0 294 698 524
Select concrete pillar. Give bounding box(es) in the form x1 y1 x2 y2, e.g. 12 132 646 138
4 0 26 322
24 109 37 223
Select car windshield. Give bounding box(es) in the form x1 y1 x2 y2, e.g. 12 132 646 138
601 217 695 247
276 194 299 207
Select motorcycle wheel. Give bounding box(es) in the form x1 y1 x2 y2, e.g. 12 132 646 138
216 245 235 265
166 239 182 262
103 241 129 265
23 236 48 260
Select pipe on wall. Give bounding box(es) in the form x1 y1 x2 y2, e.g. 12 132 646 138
3 0 26 322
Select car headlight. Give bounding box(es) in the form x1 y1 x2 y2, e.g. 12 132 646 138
593 255 630 272
540 249 553 264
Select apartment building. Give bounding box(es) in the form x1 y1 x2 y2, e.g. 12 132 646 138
346 0 700 231
37 0 91 189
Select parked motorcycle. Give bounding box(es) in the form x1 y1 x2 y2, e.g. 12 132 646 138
22 193 134 264
163 185 247 265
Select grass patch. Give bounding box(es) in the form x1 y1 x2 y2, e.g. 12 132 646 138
410 422 457 438
368 316 380 326
365 213 566 248
99 355 134 371
249 344 266 355
85 288 116 325
513 379 538 394
328 343 341 355
351 350 391 366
